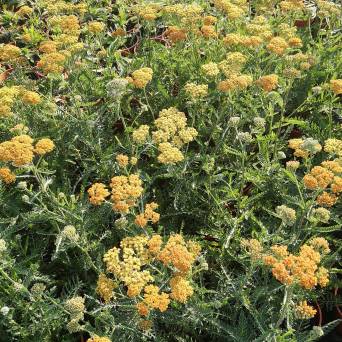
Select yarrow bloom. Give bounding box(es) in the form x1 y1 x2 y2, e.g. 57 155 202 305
110 174 143 213
152 107 198 164
295 301 317 319
132 125 150 144
102 233 200 304
21 91 42 105
135 202 160 227
263 241 330 289
256 74 278 92
88 21 105 33
184 82 208 99
170 275 194 303
128 68 153 88
37 52 66 74
330 79 342 95
0 168 16 184
275 205 296 225
0 44 21 62
116 154 129 168
87 337 111 342
34 138 55 155
96 274 116 303
0 134 53 167
218 75 253 92
267 37 289 55
201 62 220 77
87 183 110 205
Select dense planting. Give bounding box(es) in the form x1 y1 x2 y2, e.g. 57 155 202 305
0 0 341 341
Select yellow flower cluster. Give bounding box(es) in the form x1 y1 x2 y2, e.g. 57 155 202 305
213 0 247 19
223 33 263 48
16 5 33 17
96 274 116 303
0 86 41 117
88 174 143 212
21 91 42 105
87 336 111 342
0 135 55 167
256 74 279 92
330 79 342 95
156 234 201 274
35 138 55 155
39 41 58 54
134 4 161 20
135 202 160 228
116 154 129 168
295 301 317 319
152 107 198 164
128 68 153 89
0 44 21 62
201 25 217 38
37 52 66 74
157 142 185 164
218 75 253 92
324 139 342 156
169 275 194 303
246 16 272 41
88 21 105 33
219 52 247 77
241 239 263 260
87 183 110 206
184 83 208 99
38 0 87 15
65 296 85 333
132 125 150 144
201 62 220 77
0 168 16 184
103 235 153 297
317 0 341 18
279 0 305 12
263 240 330 289
267 37 289 55
143 285 170 312
110 174 144 213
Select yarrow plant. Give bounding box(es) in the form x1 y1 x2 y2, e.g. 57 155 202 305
0 0 341 341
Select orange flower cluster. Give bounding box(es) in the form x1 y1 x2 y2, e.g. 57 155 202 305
156 234 201 273
142 285 170 312
295 301 317 319
165 26 187 43
87 183 110 205
303 160 341 207
88 174 144 213
135 202 160 228
0 167 16 184
256 74 278 92
263 240 330 289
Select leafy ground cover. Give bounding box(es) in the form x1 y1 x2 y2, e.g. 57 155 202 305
0 0 341 341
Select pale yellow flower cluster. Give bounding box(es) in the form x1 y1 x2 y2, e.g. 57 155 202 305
184 83 208 99
152 107 198 164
